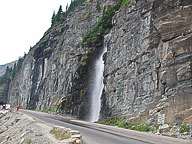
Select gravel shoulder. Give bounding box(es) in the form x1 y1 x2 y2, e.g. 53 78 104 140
0 110 81 144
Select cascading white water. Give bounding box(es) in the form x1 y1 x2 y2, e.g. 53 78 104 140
89 32 111 122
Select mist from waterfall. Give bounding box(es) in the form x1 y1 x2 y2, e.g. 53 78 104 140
89 32 111 122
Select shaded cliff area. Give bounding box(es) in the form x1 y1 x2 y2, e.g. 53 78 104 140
0 0 191 124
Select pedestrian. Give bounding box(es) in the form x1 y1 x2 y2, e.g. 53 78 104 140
17 106 19 112
3 104 5 110
9 106 12 112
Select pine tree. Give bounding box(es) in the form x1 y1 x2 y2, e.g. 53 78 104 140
51 11 56 26
66 3 69 11
57 5 63 17
11 63 17 78
50 0 87 26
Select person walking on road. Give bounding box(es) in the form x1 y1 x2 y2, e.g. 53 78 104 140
9 106 12 112
16 106 19 112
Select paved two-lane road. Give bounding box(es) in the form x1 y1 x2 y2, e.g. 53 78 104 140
20 110 191 144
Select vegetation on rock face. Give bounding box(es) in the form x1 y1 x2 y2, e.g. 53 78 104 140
43 47 52 53
82 0 131 48
78 61 87 67
82 3 117 47
121 0 131 8
78 0 131 67
99 117 152 132
56 102 62 111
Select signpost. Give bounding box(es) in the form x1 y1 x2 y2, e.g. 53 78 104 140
157 113 165 125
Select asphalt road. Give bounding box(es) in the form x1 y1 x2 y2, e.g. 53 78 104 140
20 110 191 144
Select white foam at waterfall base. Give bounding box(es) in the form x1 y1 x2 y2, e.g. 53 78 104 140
89 32 111 122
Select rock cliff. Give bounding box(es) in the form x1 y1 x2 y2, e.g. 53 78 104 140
1 0 192 124
101 0 192 124
7 0 110 120
0 61 16 104
0 61 16 76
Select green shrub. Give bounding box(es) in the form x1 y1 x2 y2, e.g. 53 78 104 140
50 127 71 140
82 55 88 61
99 117 122 125
135 124 152 132
118 121 133 129
87 47 94 52
56 102 62 111
78 61 87 67
25 138 32 144
180 124 190 133
121 0 131 8
99 117 152 132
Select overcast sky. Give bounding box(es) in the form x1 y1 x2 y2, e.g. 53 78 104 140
0 0 71 65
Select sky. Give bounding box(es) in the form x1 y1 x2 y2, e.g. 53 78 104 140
0 0 71 65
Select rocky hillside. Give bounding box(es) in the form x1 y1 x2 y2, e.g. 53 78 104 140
0 0 192 125
0 61 16 76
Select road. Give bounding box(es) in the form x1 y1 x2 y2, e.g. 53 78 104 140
20 110 191 144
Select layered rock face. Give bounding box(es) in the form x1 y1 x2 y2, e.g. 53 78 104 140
101 0 192 124
4 0 192 124
7 0 111 120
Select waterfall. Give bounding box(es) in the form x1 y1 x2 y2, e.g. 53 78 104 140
89 32 111 122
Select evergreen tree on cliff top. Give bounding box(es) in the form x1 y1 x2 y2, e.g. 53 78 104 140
51 0 87 26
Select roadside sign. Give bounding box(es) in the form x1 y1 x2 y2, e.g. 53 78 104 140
157 114 165 125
